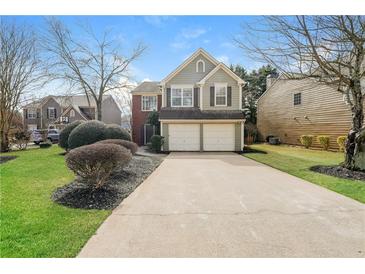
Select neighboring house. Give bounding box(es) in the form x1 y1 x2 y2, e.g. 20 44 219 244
257 75 365 149
131 48 246 151
23 94 123 130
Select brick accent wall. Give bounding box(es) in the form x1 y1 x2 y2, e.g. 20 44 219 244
132 94 162 146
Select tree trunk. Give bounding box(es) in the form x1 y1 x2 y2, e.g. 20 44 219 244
344 81 365 171
0 130 10 152
96 101 102 121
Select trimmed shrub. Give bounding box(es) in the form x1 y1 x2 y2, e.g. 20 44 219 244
59 120 84 150
317 135 330 150
97 139 138 155
68 120 107 149
337 136 347 152
300 135 314 149
104 124 131 141
40 140 52 148
149 135 164 153
66 143 132 189
12 130 31 150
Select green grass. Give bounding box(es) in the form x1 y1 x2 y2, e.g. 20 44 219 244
244 144 365 204
0 146 111 257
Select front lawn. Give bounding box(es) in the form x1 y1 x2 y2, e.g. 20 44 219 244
244 144 365 204
0 146 111 257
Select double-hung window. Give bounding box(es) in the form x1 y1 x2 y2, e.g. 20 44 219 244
48 107 56 119
27 108 36 119
215 83 227 106
142 96 157 111
294 92 301 106
171 85 193 107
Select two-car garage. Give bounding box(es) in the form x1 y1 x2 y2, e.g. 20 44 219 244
165 123 241 152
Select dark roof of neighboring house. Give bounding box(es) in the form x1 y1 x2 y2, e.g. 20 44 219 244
159 107 245 120
131 81 160 94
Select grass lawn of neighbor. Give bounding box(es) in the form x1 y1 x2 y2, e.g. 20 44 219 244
0 146 111 257
244 144 365 204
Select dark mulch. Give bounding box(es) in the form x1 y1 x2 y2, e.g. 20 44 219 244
0 155 17 164
310 165 365 181
241 147 267 154
52 155 162 210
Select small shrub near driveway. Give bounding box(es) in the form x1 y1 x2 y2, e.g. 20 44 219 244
300 135 314 148
97 139 138 155
59 120 84 150
66 143 132 189
149 135 164 152
337 136 347 152
68 120 106 149
317 135 330 150
12 130 31 150
40 141 52 148
104 124 131 141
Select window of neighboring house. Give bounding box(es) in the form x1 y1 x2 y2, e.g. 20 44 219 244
70 109 75 117
196 59 205 73
48 107 56 119
141 96 157 111
294 93 302 105
171 86 193 107
215 83 227 106
27 108 36 119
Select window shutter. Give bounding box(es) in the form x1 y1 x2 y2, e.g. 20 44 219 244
194 87 199 107
227 86 232 106
47 108 49 119
54 108 57 118
210 86 215 106
166 88 171 107
37 110 40 118
24 109 28 119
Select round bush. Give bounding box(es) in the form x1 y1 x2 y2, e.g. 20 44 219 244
66 143 132 189
300 135 314 149
59 120 84 150
149 135 164 152
97 139 138 155
104 124 131 141
337 136 347 152
68 120 107 149
317 135 330 150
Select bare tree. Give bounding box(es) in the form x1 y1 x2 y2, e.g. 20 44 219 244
44 18 146 121
0 19 44 152
235 16 365 170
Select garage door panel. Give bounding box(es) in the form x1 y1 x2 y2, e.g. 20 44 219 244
169 124 200 151
203 124 235 151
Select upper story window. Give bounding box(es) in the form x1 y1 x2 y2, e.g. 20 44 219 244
215 83 227 106
47 107 56 119
141 96 157 111
27 108 37 119
171 85 193 107
196 59 205 73
294 92 301 106
69 109 75 117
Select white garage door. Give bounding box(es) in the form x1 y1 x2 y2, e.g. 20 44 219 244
203 124 235 151
27 124 37 131
169 124 200 151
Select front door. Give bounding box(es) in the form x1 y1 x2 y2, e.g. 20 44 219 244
144 124 155 145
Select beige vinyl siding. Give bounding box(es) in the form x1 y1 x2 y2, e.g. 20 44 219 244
257 78 365 149
202 68 240 110
165 54 216 86
162 123 169 151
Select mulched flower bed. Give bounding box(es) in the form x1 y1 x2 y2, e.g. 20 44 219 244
310 165 365 181
52 155 162 210
241 147 267 154
0 155 17 164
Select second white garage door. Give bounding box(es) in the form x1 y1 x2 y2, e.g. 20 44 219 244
169 124 200 151
203 124 235 151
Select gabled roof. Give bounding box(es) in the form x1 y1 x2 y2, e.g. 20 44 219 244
160 48 220 85
131 81 160 94
59 105 88 120
198 63 245 85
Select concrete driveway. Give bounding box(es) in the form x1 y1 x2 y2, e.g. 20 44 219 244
78 152 365 257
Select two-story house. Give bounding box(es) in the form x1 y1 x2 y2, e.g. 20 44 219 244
131 48 246 151
23 94 123 130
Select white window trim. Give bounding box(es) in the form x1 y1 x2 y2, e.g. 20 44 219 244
196 59 206 73
69 109 75 117
48 107 55 119
27 108 37 119
141 95 158 112
214 82 228 107
170 85 194 107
